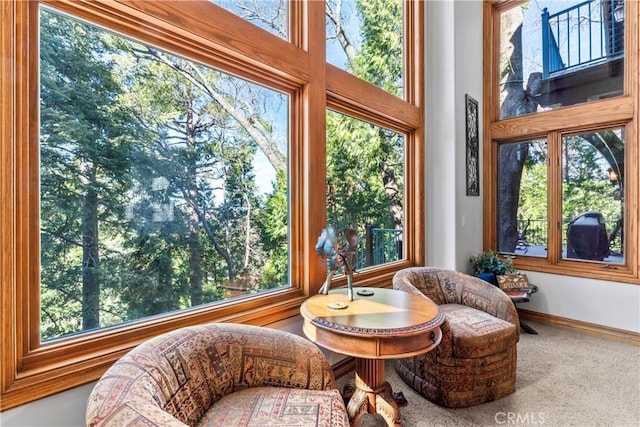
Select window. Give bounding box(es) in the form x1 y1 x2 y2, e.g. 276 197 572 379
0 0 424 409
498 0 625 118
38 7 291 340
485 0 638 282
326 111 405 268
561 128 625 264
326 0 404 97
211 0 289 39
497 139 548 258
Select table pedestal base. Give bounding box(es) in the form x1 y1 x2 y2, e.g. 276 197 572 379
346 358 401 427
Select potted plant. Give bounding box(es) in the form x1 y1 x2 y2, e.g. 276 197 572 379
469 250 515 286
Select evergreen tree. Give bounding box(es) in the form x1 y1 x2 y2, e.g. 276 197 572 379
39 9 138 337
326 0 405 266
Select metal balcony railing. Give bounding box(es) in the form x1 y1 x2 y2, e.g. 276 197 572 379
542 0 624 78
355 226 403 269
514 217 622 255
355 217 621 266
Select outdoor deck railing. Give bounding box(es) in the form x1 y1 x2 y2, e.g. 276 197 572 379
355 226 403 269
542 0 624 78
515 217 622 255
352 216 622 269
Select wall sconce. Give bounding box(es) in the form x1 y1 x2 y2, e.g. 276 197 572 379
608 168 619 186
613 3 625 22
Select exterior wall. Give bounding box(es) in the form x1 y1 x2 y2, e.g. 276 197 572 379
2 2 638 426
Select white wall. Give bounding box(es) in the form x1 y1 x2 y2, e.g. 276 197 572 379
453 1 485 272
524 271 640 332
425 0 485 272
0 383 95 427
425 0 459 269
2 2 638 426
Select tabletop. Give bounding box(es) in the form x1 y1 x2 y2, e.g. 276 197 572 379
300 287 444 359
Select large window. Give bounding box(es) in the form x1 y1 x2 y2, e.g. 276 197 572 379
561 128 625 263
39 8 290 340
485 0 638 282
1 0 423 409
498 0 625 118
326 111 405 268
326 0 405 97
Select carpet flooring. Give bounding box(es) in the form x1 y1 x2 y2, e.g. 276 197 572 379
336 320 640 427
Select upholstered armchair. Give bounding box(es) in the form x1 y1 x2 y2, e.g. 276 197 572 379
393 267 519 408
86 322 349 427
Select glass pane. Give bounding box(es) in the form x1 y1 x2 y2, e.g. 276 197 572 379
326 0 404 98
210 0 288 40
497 140 548 258
39 8 289 341
499 0 624 119
562 129 624 263
326 110 404 270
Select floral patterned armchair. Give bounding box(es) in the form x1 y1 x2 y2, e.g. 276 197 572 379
393 267 520 408
86 322 349 426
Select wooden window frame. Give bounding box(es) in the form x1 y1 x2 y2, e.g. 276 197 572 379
482 0 639 283
0 0 424 409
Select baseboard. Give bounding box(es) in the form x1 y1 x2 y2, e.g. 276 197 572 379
518 309 640 346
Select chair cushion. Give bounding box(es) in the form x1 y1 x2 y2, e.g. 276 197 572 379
441 304 517 359
196 387 349 427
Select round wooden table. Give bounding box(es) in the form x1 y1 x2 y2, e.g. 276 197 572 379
300 287 444 427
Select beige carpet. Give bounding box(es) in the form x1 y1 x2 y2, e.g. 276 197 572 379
336 320 640 427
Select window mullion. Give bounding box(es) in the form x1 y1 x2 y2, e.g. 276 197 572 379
302 0 327 295
547 131 562 264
